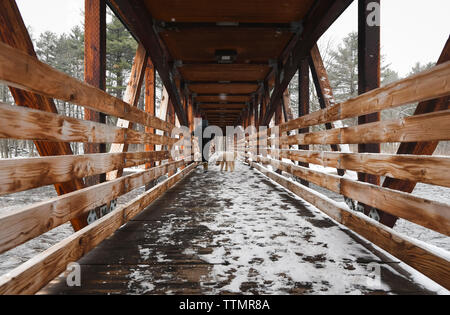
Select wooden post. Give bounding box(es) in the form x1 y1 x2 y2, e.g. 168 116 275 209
309 44 345 176
358 0 381 185
254 96 260 156
107 44 148 180
167 98 176 176
298 59 310 186
0 1 89 231
188 95 194 132
274 95 283 174
282 89 294 122
84 0 107 186
145 57 156 168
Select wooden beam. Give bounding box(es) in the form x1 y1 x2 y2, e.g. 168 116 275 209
262 0 354 124
251 61 450 140
309 44 346 176
107 44 148 181
167 98 176 176
0 0 88 232
357 0 381 199
271 109 450 146
0 159 188 255
298 58 310 186
267 149 450 188
0 41 174 132
107 0 188 126
0 151 171 196
0 161 197 294
380 36 450 227
84 0 107 186
145 57 156 172
0 103 179 146
254 155 450 236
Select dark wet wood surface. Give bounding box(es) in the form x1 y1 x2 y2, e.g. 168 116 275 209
39 163 436 295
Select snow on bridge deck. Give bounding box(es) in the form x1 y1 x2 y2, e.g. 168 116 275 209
39 162 435 295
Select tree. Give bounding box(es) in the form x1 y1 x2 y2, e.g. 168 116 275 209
408 61 434 76
106 13 137 100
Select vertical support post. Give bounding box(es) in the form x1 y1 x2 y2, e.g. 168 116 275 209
84 0 107 186
145 57 156 167
167 98 176 176
358 0 381 215
274 95 283 174
358 0 380 183
188 95 194 132
298 59 310 186
144 57 156 191
254 95 260 156
309 44 345 176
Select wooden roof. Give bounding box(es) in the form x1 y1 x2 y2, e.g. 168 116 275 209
143 0 315 23
108 0 341 127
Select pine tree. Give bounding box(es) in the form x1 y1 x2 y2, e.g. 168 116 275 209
106 13 137 100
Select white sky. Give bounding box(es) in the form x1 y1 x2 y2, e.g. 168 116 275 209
16 0 450 77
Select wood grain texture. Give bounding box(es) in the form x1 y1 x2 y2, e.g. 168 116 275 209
0 162 197 295
267 149 450 188
251 154 450 236
0 159 189 255
0 0 88 231
0 151 170 195
253 61 450 139
144 0 314 23
380 36 450 227
107 44 148 180
270 109 450 146
84 0 107 184
250 161 450 290
0 41 174 132
0 102 179 146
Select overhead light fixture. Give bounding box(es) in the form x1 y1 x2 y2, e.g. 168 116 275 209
215 49 237 64
216 22 239 27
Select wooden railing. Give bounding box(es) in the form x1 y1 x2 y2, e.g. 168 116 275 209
0 43 196 294
240 61 450 290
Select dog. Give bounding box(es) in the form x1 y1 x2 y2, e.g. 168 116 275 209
213 151 237 172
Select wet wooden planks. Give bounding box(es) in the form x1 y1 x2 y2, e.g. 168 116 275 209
39 164 437 295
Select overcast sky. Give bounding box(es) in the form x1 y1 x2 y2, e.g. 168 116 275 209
16 0 450 77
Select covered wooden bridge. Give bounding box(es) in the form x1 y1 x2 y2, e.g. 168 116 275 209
0 0 449 294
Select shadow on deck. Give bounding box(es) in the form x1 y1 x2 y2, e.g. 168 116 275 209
39 163 435 295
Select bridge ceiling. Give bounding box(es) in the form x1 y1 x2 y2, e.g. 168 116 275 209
110 0 318 127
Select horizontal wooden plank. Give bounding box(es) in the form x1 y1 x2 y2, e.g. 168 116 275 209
250 161 450 290
249 61 450 140
0 162 197 295
0 103 180 146
253 155 450 236
267 149 450 188
267 109 450 146
0 159 190 255
0 151 172 196
179 64 270 82
0 42 174 132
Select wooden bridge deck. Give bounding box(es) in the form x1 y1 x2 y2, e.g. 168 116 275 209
39 163 435 295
